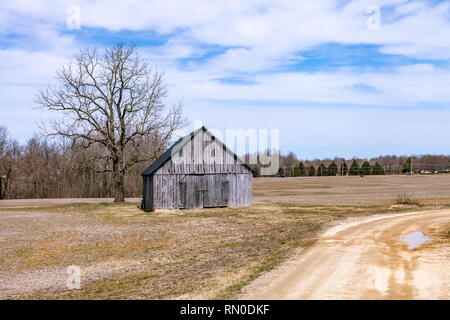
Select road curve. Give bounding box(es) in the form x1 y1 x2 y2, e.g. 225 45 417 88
241 210 450 300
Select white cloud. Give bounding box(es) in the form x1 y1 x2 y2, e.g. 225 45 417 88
0 49 66 86
1 0 450 155
160 63 450 107
2 0 450 60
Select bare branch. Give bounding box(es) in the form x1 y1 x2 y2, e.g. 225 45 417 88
37 43 186 202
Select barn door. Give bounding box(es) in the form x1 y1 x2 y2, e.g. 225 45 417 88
178 175 204 208
203 175 214 207
179 175 230 208
203 174 229 207
220 177 230 206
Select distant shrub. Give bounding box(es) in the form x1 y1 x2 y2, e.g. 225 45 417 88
349 160 360 175
372 162 385 175
293 166 301 177
298 162 307 176
316 163 327 176
395 193 419 205
340 161 349 175
307 165 316 176
327 161 338 176
360 161 372 175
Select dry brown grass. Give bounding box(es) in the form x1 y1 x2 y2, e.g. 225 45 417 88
443 224 450 240
394 192 420 205
253 175 450 206
0 202 437 300
1 175 449 300
434 221 450 241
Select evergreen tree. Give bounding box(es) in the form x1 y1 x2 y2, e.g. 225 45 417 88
278 167 285 176
361 161 372 175
293 166 301 177
327 161 338 176
402 157 412 173
317 163 327 176
349 160 360 175
372 162 385 175
340 161 348 175
307 165 316 176
298 162 306 176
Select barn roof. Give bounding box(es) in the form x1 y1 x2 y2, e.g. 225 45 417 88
141 126 254 176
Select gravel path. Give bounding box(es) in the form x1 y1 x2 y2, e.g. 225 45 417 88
241 209 450 299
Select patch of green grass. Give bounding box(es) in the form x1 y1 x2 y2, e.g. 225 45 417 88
218 242 251 248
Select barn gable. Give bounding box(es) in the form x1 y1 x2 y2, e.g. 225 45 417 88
141 126 253 176
141 126 253 211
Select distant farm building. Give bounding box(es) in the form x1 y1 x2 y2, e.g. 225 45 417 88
141 127 253 211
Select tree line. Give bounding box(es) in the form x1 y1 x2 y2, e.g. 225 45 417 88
2 127 450 199
250 152 450 177
277 159 385 177
0 127 157 199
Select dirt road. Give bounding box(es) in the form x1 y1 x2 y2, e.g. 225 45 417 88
241 210 450 299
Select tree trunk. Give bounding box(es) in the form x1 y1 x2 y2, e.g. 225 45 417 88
113 158 125 202
114 173 125 202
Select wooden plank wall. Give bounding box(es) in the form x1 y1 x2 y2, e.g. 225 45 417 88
150 173 252 209
155 129 250 175
142 176 154 211
146 129 252 209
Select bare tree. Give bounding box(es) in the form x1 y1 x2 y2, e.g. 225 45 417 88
0 126 18 199
37 43 185 202
0 126 8 199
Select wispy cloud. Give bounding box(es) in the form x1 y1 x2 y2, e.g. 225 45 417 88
0 0 449 157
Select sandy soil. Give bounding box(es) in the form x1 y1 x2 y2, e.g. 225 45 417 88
241 209 450 300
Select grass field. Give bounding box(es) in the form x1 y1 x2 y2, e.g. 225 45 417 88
0 175 449 299
253 175 450 206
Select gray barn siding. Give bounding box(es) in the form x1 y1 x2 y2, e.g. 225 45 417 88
143 176 154 210
142 127 253 211
154 130 249 176
148 173 252 209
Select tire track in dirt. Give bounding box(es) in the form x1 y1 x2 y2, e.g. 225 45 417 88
241 210 450 299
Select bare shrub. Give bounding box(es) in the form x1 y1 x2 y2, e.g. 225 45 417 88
395 192 418 205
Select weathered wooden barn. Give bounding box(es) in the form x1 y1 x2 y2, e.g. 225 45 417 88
141 126 253 211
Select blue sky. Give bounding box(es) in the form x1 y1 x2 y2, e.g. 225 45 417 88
0 0 450 159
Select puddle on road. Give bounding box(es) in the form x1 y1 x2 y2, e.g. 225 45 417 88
430 217 450 222
398 231 431 250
